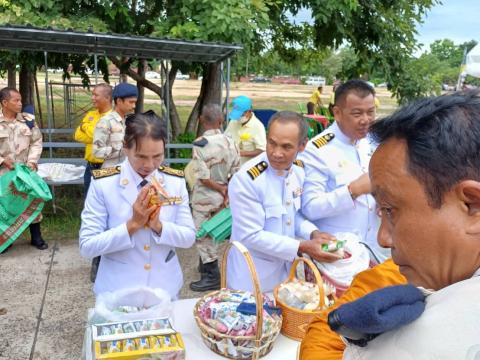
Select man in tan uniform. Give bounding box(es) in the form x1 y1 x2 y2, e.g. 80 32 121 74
92 83 138 168
0 87 47 250
189 103 240 291
89 83 138 281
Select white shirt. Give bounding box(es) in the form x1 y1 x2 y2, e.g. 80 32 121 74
226 152 318 292
343 275 480 360
298 122 388 261
79 159 196 299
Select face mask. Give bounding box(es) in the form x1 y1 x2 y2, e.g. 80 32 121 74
240 115 250 125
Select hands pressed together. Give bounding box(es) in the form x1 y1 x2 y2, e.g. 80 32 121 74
126 185 163 236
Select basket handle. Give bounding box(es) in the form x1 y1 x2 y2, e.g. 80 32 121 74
221 241 264 344
288 256 326 311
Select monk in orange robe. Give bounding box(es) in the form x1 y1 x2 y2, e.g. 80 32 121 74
299 259 406 360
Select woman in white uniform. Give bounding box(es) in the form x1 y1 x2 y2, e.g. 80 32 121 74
79 112 196 299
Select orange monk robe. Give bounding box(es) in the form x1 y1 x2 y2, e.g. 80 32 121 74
299 259 406 360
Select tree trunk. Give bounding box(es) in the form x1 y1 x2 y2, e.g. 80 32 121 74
7 62 16 88
166 62 181 139
110 56 182 139
135 59 146 113
185 62 222 136
34 73 43 128
19 65 34 106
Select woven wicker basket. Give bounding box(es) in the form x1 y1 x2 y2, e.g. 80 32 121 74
193 241 282 359
274 257 334 341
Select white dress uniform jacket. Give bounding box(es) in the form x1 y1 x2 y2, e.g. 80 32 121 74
298 122 388 260
79 159 196 299
343 273 480 360
227 152 318 293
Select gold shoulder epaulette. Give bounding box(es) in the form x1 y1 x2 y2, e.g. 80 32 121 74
247 161 268 180
92 166 121 180
158 166 184 178
293 159 304 168
312 133 335 149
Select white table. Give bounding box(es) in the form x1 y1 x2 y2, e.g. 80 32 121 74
84 298 299 360
173 298 299 360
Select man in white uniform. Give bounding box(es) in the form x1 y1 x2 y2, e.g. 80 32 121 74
227 111 342 292
340 91 480 359
299 80 387 260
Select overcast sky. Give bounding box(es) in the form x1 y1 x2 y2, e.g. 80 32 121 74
293 1 479 54
416 0 479 52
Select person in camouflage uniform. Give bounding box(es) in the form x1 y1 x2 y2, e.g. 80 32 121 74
189 103 240 291
89 83 138 280
0 87 47 251
92 83 138 168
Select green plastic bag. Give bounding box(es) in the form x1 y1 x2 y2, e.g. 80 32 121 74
196 207 232 244
0 164 52 252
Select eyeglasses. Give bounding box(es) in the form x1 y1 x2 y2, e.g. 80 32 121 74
126 109 158 124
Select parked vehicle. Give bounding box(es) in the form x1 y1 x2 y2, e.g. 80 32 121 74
175 71 190 80
250 76 271 83
145 71 160 79
305 76 326 86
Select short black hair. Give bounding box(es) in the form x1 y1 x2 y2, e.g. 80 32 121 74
0 87 19 103
201 103 223 124
267 111 309 145
334 79 375 107
124 111 167 150
370 90 480 208
94 83 112 101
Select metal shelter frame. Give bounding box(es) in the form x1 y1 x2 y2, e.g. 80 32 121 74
0 25 242 162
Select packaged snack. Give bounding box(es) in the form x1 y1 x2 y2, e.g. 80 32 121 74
100 341 110 354
138 337 150 350
133 321 144 332
321 240 345 252
150 336 162 349
108 340 122 353
151 318 169 330
123 338 136 351
122 322 136 333
277 279 320 310
100 326 112 336
92 317 185 359
142 320 153 331
113 324 124 334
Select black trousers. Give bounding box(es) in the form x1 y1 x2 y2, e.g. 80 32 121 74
84 162 102 198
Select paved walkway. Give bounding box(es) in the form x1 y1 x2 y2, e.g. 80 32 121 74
0 236 210 359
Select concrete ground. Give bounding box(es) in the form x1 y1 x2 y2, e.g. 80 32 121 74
0 235 217 360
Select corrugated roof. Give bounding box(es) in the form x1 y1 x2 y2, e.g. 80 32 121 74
0 25 242 62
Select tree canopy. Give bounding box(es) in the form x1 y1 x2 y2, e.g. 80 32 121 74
0 0 454 131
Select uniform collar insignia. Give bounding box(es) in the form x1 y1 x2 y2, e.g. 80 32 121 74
247 160 268 180
92 165 121 180
312 133 335 149
293 159 304 168
158 166 184 178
